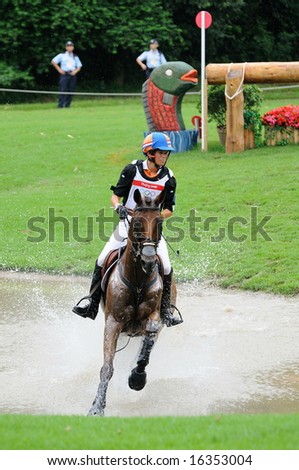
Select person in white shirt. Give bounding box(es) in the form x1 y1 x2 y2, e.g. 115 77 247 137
136 39 167 78
51 41 82 108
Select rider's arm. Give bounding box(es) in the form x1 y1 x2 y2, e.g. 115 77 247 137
162 175 176 214
161 208 172 219
111 194 122 209
110 163 137 205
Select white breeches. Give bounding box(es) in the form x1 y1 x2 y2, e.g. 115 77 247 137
97 218 171 275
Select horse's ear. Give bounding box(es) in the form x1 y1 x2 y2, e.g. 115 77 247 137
154 189 165 207
133 188 143 206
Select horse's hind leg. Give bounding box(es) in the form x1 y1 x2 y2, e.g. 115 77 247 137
88 315 121 417
128 333 156 391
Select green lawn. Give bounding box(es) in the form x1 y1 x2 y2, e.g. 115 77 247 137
1 93 298 294
1 414 298 450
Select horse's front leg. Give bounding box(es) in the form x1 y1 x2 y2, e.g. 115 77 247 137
88 315 122 417
128 332 157 391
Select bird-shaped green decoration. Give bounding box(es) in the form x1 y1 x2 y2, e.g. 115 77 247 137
142 61 198 131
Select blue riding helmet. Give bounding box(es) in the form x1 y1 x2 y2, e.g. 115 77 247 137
142 132 175 155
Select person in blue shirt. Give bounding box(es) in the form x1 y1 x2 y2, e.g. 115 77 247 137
136 39 167 78
51 41 82 108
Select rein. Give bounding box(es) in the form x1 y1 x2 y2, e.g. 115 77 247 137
117 260 159 306
118 203 162 305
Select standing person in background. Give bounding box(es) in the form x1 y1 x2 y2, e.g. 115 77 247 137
136 39 167 79
51 41 82 108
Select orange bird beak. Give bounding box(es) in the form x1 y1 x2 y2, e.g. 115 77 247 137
180 69 198 84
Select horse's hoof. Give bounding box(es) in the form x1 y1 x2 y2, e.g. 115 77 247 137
128 367 147 391
87 406 104 417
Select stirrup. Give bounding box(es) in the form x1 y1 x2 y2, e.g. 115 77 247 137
72 295 98 320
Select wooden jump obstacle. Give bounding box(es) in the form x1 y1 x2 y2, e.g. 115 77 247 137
205 61 299 153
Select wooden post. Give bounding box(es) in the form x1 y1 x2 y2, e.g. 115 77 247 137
225 65 244 154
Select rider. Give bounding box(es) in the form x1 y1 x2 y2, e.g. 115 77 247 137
72 132 183 327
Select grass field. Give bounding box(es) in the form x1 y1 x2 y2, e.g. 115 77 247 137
1 91 299 294
1 414 299 450
1 90 299 451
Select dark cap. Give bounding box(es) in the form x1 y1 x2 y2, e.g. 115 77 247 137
150 39 158 44
65 41 74 46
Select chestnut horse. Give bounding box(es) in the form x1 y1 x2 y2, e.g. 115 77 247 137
88 189 176 416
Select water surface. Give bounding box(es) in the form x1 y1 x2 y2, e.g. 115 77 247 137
1 271 298 416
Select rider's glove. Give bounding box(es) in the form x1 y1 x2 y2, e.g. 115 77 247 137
115 204 129 220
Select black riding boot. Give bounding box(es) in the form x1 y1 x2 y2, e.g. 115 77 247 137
72 262 102 320
160 271 183 327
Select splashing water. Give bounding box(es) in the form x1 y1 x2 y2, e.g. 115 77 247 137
1 271 299 416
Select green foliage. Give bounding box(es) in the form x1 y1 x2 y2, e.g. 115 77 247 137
204 84 263 145
0 61 34 88
205 85 227 127
243 85 263 146
204 84 262 129
243 84 262 110
243 109 263 147
0 1 298 89
0 0 184 81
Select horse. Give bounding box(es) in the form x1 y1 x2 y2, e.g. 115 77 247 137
88 188 177 416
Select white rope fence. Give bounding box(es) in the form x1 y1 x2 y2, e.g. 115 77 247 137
0 88 142 96
1 84 299 97
259 84 299 91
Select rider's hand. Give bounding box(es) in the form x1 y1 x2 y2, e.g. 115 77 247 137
115 204 129 220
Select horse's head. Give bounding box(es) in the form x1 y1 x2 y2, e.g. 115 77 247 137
129 189 164 274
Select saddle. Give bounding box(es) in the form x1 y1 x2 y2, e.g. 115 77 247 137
101 247 125 295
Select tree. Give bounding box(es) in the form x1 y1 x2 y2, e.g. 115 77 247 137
0 0 298 91
0 0 184 87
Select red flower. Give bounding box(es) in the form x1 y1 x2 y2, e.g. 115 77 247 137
261 105 299 128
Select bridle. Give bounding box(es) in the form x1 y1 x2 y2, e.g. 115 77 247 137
130 205 162 266
117 204 162 305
